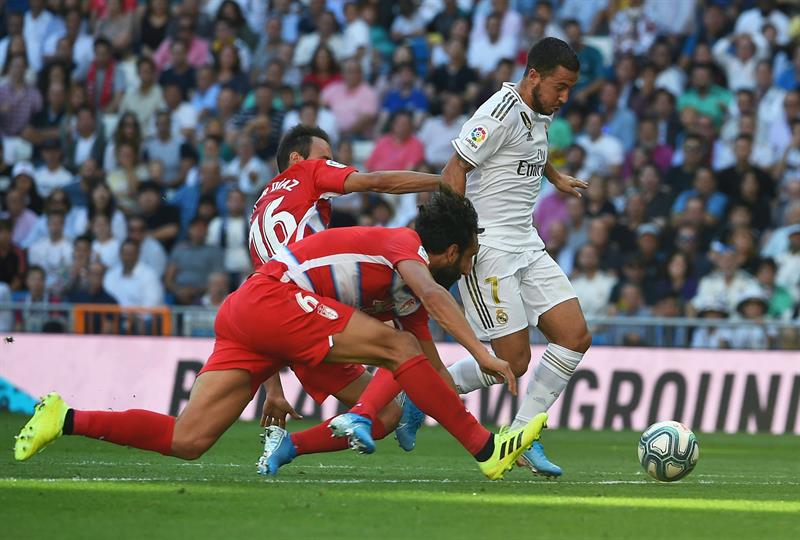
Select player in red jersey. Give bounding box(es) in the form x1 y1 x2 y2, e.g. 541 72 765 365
15 190 545 480
247 125 445 446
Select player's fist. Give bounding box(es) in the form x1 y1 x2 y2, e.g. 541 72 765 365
476 353 518 396
260 395 303 428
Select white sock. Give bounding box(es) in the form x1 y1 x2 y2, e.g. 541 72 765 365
447 356 502 394
510 343 583 430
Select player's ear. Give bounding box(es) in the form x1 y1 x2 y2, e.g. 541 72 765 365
526 67 541 86
446 244 459 263
288 150 304 167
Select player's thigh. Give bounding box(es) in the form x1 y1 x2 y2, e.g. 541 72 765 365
458 248 529 342
325 310 421 368
172 368 260 458
293 362 367 405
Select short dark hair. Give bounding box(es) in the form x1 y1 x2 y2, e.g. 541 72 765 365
757 257 777 273
525 37 579 78
276 125 331 173
137 56 156 71
27 265 46 280
415 187 480 255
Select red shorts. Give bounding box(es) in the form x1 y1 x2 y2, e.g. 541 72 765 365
199 272 355 395
292 363 366 404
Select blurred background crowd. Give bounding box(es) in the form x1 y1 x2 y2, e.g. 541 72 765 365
0 0 799 348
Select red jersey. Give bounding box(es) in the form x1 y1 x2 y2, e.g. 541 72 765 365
248 159 357 265
265 226 433 340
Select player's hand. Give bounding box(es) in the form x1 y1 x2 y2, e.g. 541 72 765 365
551 173 589 198
476 353 517 396
260 395 303 428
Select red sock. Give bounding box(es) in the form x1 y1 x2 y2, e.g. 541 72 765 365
394 355 490 455
349 368 401 421
291 417 388 456
72 409 175 456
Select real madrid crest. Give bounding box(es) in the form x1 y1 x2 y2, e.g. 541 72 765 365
520 111 532 131
496 309 508 325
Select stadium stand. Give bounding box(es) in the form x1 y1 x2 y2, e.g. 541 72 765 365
1 0 799 349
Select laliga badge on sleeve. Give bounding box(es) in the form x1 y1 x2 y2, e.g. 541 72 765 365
325 159 348 168
464 126 488 151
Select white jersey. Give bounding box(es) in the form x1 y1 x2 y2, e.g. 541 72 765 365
452 82 551 253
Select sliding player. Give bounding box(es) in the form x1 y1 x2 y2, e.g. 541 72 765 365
15 190 544 480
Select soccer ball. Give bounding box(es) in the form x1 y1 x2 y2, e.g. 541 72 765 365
637 421 699 482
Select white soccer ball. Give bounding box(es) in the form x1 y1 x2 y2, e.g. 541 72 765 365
637 421 699 482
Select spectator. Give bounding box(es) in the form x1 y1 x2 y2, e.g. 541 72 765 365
734 0 790 47
126 214 167 277
365 111 424 172
65 235 92 295
636 164 672 226
153 16 210 71
293 11 344 67
252 17 284 75
302 45 341 92
379 63 428 128
182 271 230 337
731 288 774 349
106 141 148 212
90 214 120 269
717 35 769 94
0 281 11 332
535 190 570 245
206 188 250 286
214 0 258 51
563 19 604 110
774 225 800 301
665 134 706 195
165 217 224 305
137 0 171 57
143 110 183 188
728 225 760 275
136 181 181 252
28 80 67 147
190 64 221 122
13 265 65 333
104 111 143 173
21 189 83 249
68 261 118 334
655 251 698 309
73 182 128 243
599 80 638 151
43 9 94 79
23 0 64 73
171 160 230 234
571 243 618 321
33 139 72 197
755 257 794 320
281 82 338 147
467 12 516 77
0 219 25 291
418 94 466 170
103 239 164 307
610 0 658 56
321 58 378 139
27 209 73 294
214 44 249 96
471 0 523 46
223 133 270 196
690 297 733 349
120 57 165 133
692 242 758 314
609 283 650 346
84 38 125 114
158 41 197 100
677 63 732 127
64 107 106 173
424 40 479 113
0 54 42 137
390 0 427 42
773 120 800 188
767 90 800 169
575 112 624 177
1 186 37 247
671 168 727 226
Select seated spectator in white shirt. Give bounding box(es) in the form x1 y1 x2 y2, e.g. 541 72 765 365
165 218 224 305
119 57 166 136
206 189 251 285
144 110 183 187
418 93 466 170
282 82 340 146
576 112 625 177
223 133 271 195
690 298 734 349
691 241 759 314
104 239 164 307
21 188 84 249
125 215 167 277
468 12 516 77
34 139 73 197
570 243 618 322
27 209 73 295
293 11 345 67
731 288 775 349
90 214 120 269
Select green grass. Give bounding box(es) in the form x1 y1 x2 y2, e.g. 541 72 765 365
1 412 799 539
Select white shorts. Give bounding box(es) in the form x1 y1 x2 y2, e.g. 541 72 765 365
457 246 577 341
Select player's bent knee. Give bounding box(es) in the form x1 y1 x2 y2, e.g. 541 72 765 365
171 436 214 460
386 331 422 368
509 357 531 378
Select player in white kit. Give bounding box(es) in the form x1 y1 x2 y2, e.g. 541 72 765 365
440 38 591 476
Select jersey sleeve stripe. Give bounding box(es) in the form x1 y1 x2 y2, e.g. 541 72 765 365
451 140 479 168
493 97 518 122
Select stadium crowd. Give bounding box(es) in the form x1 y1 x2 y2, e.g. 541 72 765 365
0 0 799 348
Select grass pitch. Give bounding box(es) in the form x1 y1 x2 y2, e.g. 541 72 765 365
1 413 798 539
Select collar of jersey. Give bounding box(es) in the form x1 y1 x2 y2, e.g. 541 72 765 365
501 82 548 121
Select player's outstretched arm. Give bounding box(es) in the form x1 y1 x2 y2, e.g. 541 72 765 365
544 160 589 198
441 153 475 196
343 171 443 195
397 260 517 395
